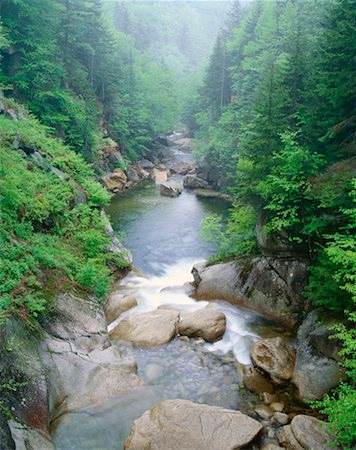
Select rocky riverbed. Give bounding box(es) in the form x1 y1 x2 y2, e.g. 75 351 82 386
1 133 342 450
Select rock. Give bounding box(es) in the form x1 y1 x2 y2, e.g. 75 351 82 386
251 338 296 385
5 108 18 121
160 180 183 197
101 210 133 266
135 167 150 179
144 364 165 382
183 174 208 189
256 214 296 256
139 158 154 169
109 309 180 347
172 137 192 152
170 162 193 175
255 404 273 420
261 444 284 450
277 425 304 450
124 399 262 450
194 188 227 199
179 306 226 343
243 368 275 394
271 413 289 426
101 168 127 192
290 415 335 450
309 323 342 361
126 166 140 183
0 414 15 449
270 402 284 412
261 392 278 405
8 420 54 449
292 311 343 400
105 293 138 323
151 168 168 185
192 257 308 326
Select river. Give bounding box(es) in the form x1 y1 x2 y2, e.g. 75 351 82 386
52 142 281 450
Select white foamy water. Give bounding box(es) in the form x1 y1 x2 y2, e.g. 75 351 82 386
108 259 262 365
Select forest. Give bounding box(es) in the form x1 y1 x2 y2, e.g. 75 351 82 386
0 0 355 449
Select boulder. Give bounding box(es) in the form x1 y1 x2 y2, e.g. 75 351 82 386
124 399 262 450
109 309 180 347
160 180 183 197
292 311 343 400
277 425 304 450
278 415 335 450
192 257 309 326
139 159 154 169
126 166 140 183
290 415 335 450
151 168 168 185
105 292 138 323
309 323 342 361
251 337 296 385
179 306 226 342
101 168 127 192
271 413 289 426
170 162 193 175
183 174 208 189
255 404 273 420
194 188 227 199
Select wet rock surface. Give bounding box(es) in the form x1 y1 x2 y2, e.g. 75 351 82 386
251 337 296 385
109 309 180 347
179 306 226 342
124 399 262 450
192 257 309 326
160 180 183 197
292 311 342 400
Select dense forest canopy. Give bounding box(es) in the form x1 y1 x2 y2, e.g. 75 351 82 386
193 0 355 445
0 0 355 446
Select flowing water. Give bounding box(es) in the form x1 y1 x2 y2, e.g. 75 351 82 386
52 143 282 450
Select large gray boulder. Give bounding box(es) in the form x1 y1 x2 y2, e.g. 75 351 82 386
251 337 296 385
109 309 180 347
183 174 208 189
292 311 343 400
160 180 183 197
192 257 309 326
179 306 226 342
278 415 335 450
124 399 262 450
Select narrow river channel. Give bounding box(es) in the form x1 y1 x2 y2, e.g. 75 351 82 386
52 143 284 450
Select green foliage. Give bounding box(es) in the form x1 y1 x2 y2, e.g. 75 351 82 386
311 312 356 448
0 100 130 323
199 205 257 263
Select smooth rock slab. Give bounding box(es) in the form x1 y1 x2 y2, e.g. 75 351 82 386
290 415 335 450
251 337 296 385
179 306 226 342
109 309 180 347
124 399 262 450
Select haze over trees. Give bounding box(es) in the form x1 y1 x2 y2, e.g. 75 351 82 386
0 0 355 446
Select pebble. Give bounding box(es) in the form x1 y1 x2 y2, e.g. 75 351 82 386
270 402 284 412
271 412 289 426
255 404 274 420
